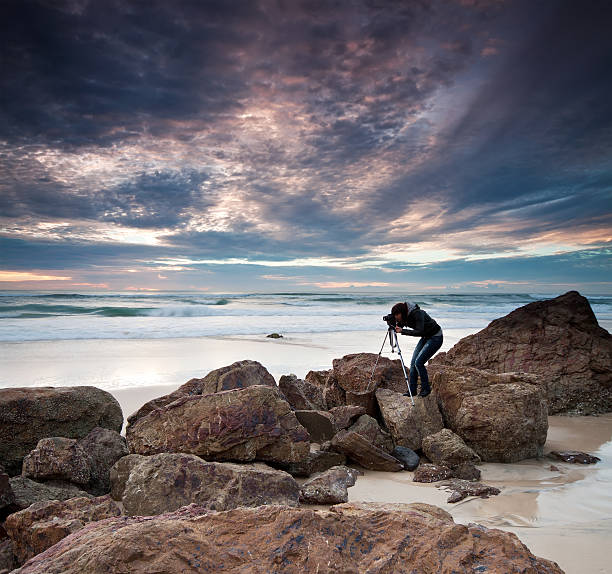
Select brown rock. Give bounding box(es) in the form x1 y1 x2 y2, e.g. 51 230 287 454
278 374 326 410
0 469 14 512
550 450 601 464
22 438 92 486
126 385 310 464
432 366 548 462
5 495 121 565
0 539 15 574
120 453 299 516
421 428 481 468
294 410 335 442
305 369 346 409
332 353 407 395
452 462 482 481
440 479 501 503
8 477 92 511
127 360 277 426
375 388 444 451
328 405 366 431
0 387 123 476
299 465 360 505
272 445 346 477
348 414 394 453
330 430 403 471
431 291 612 414
11 502 563 574
109 454 147 501
413 463 454 483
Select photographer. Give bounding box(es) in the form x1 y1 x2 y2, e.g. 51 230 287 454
390 302 443 398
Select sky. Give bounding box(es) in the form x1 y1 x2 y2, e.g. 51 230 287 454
1 0 611 294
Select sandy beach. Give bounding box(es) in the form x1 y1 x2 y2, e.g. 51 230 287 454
2 330 611 573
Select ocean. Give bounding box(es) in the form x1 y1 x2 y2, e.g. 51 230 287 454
2 291 611 342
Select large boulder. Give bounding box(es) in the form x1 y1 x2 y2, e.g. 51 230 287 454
305 369 346 409
299 466 360 505
328 405 367 431
278 374 326 411
126 385 310 464
11 503 564 574
421 429 481 468
5 495 120 565
272 444 346 477
432 366 548 462
375 388 444 451
431 291 612 414
22 438 92 486
330 430 403 471
127 360 276 425
0 387 123 476
294 410 335 442
118 453 300 516
8 477 92 510
347 414 394 453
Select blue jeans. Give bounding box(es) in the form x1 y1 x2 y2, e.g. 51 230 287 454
409 334 443 394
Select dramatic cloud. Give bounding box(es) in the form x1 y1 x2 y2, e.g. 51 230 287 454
1 0 610 292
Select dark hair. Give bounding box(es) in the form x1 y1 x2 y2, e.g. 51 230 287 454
391 302 407 324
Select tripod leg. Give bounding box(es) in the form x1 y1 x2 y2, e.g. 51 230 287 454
367 329 391 391
392 331 415 406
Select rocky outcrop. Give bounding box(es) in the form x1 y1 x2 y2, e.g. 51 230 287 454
278 374 326 411
115 453 299 516
126 385 310 464
127 360 277 425
421 428 481 468
299 466 360 504
11 502 564 574
432 366 548 462
375 388 444 451
5 495 120 565
0 387 123 476
330 430 403 471
8 477 91 511
440 479 501 503
431 291 612 414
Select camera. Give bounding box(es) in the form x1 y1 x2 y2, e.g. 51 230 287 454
383 314 396 328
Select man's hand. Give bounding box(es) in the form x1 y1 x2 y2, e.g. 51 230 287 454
395 326 402 333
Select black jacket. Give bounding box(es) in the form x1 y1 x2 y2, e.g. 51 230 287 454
400 304 441 338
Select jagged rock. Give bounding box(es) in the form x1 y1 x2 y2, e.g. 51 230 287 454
77 427 129 495
375 388 444 451
119 453 300 516
10 502 564 574
5 495 121 565
421 428 481 468
330 430 403 471
348 414 394 453
127 360 277 426
431 291 612 414
0 539 15 574
22 438 92 486
109 454 147 501
550 450 601 464
305 369 346 409
126 385 310 464
294 410 335 442
272 445 346 477
299 466 360 504
328 405 366 431
0 387 123 476
413 463 454 483
391 446 420 471
440 479 501 503
431 366 548 462
278 374 326 410
8 477 92 510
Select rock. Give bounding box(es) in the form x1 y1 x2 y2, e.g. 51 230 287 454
0 539 15 574
431 291 612 414
375 388 444 451
120 453 300 516
127 385 310 464
550 450 601 464
452 462 482 481
432 366 549 462
272 445 346 477
77 427 129 495
299 466 360 505
0 386 123 476
8 477 92 510
330 430 403 471
278 374 326 411
348 414 394 453
5 495 121 565
421 428 481 468
10 502 564 574
22 438 91 486
328 405 366 431
391 446 420 471
440 479 501 503
294 410 335 442
127 360 277 426
0 468 14 512
305 369 346 409
413 463 454 483
266 333 283 338
109 454 147 501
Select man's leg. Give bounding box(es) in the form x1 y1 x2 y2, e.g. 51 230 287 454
413 335 443 397
407 337 426 395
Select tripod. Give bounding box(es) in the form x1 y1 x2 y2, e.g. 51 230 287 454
369 327 415 406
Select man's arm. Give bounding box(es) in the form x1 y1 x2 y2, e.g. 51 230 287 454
400 310 425 336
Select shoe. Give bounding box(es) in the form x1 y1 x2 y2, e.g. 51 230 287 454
419 386 431 398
